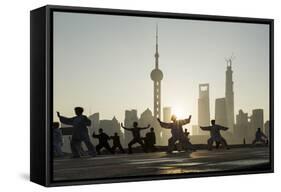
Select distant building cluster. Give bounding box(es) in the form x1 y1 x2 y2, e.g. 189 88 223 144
191 58 270 144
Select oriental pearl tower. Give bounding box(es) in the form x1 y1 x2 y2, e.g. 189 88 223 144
150 25 163 120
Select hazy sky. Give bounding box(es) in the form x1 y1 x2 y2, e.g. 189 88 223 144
53 11 270 127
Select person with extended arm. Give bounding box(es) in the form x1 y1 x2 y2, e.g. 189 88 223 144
92 128 114 155
200 119 230 150
157 115 192 153
57 107 96 158
121 122 150 154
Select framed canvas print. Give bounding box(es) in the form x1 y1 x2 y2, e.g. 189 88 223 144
30 5 274 187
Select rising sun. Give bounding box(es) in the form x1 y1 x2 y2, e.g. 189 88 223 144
172 106 186 119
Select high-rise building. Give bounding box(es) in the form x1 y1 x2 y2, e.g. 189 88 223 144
192 125 199 136
215 98 227 127
150 25 163 120
88 112 100 145
139 108 154 127
235 109 249 143
198 83 210 135
264 120 270 138
124 109 138 144
88 112 100 132
249 109 264 141
225 59 235 132
163 107 172 122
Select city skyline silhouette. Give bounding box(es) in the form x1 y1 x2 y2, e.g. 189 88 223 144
53 11 270 128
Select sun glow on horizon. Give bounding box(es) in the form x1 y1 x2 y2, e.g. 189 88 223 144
171 105 190 120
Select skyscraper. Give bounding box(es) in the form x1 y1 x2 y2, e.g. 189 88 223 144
215 98 227 127
235 109 249 143
163 107 172 122
150 25 163 120
88 112 100 131
250 109 264 141
225 59 235 132
198 83 210 135
162 107 172 144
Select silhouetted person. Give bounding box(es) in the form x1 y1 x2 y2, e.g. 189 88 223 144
252 128 267 144
53 122 63 157
158 115 192 153
200 120 229 150
92 128 114 155
121 122 150 154
144 128 156 152
183 128 196 151
57 107 96 158
110 132 125 153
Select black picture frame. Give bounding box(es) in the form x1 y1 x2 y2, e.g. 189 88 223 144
30 5 274 187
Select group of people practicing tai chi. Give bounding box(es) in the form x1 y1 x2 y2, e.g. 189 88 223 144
53 106 268 158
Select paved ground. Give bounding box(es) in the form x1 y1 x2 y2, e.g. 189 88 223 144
53 147 270 181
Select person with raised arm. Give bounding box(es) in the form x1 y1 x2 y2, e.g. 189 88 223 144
121 122 150 154
57 107 96 158
157 115 192 153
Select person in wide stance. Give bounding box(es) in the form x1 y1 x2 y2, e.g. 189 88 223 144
200 120 230 150
252 128 268 145
121 122 150 154
157 115 192 153
110 132 125 154
92 128 114 155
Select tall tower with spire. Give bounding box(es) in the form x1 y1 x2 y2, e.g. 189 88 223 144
225 58 235 132
150 25 163 119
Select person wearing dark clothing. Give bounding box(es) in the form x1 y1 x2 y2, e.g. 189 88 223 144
92 128 114 155
121 122 150 154
53 122 63 157
144 128 156 152
57 107 96 158
200 120 230 150
110 132 125 153
158 115 192 153
252 128 267 144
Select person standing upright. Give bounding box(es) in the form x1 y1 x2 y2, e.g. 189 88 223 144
57 107 96 158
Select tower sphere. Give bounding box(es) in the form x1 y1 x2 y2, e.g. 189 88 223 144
151 68 163 81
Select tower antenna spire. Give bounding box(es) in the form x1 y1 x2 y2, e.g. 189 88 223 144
155 23 159 69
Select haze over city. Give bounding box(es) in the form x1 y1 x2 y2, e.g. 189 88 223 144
53 11 270 128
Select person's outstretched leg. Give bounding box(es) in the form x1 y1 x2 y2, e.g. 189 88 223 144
137 139 147 152
260 138 266 144
84 139 96 156
220 137 230 149
111 145 117 154
104 143 114 154
71 139 81 158
118 144 125 153
207 138 214 150
96 144 102 155
128 139 137 154
252 139 257 145
167 137 177 153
